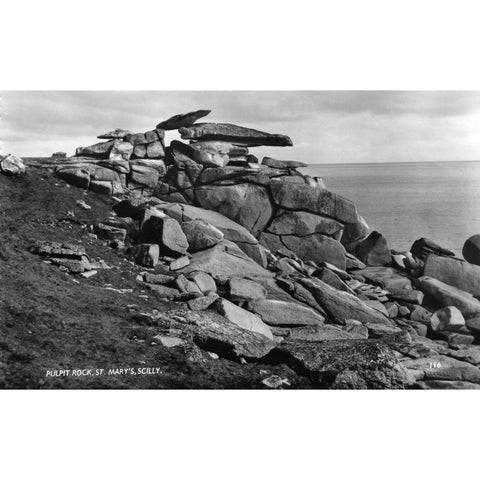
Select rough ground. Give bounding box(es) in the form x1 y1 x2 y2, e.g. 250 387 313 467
0 168 309 389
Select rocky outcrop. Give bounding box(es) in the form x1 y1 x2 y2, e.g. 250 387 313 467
49 114 374 272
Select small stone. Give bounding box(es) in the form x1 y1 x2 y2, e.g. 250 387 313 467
76 199 91 210
175 274 202 296
131 243 159 267
261 375 291 389
143 272 175 285
80 270 97 278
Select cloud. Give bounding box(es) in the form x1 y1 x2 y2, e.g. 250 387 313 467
2 91 480 163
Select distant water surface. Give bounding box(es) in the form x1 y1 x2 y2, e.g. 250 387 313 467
302 161 480 255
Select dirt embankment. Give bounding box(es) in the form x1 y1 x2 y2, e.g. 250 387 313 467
0 168 308 388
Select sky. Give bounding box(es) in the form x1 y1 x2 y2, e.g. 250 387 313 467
1 91 480 163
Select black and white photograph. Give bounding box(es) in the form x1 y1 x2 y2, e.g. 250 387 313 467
1 1 480 479
2 90 480 390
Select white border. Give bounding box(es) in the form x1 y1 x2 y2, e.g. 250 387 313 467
2 1 480 478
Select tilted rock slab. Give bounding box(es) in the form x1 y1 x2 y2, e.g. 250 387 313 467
175 310 275 359
179 123 293 147
156 110 211 130
424 254 480 298
216 299 274 340
299 278 392 325
416 276 480 318
179 240 274 280
248 299 325 327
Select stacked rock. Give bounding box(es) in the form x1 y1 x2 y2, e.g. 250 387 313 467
51 109 368 271
55 125 166 196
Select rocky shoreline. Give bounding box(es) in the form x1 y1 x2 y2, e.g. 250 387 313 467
3 109 480 389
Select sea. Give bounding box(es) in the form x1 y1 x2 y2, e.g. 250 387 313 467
302 160 480 256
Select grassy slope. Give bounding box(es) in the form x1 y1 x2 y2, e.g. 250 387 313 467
0 168 308 389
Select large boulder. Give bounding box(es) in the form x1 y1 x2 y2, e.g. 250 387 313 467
341 215 370 245
299 278 392 325
274 339 413 389
0 154 25 175
195 184 273 236
179 122 293 147
155 202 258 246
355 231 392 266
424 254 480 298
463 235 480 266
248 299 325 327
181 219 224 252
430 306 465 332
156 110 211 130
270 181 358 224
180 240 274 279
267 211 344 239
215 298 273 340
140 209 189 256
415 276 480 318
